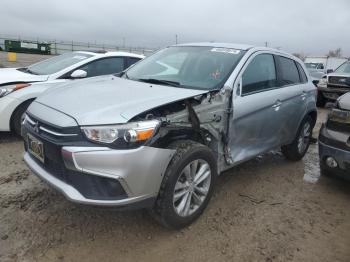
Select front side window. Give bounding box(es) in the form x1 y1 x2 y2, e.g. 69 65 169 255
278 56 300 85
28 52 93 75
335 62 350 74
242 54 277 95
80 57 125 77
126 46 246 90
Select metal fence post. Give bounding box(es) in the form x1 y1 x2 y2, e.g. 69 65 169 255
72 40 74 51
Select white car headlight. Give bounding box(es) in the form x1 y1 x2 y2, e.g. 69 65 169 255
317 77 327 87
81 119 160 144
0 83 31 98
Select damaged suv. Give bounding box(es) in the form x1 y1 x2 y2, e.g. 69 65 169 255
22 43 317 228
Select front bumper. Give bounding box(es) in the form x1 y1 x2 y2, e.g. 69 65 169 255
319 124 350 179
24 141 175 207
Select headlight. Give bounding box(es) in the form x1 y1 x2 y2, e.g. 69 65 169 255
81 119 160 144
317 77 327 87
0 83 31 98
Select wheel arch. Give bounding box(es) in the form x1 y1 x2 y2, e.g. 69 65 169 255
10 98 35 132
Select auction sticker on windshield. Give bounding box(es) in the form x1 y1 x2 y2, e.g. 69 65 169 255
210 48 241 54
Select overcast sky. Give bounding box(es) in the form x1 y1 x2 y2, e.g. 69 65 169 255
1 0 350 56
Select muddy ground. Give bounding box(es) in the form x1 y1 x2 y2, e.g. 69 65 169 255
0 108 349 262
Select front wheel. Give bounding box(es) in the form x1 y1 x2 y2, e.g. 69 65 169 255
11 100 33 136
281 116 313 161
151 140 217 229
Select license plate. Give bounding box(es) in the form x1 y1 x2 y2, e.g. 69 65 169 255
27 134 44 163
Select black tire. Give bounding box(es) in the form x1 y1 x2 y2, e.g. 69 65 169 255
151 140 217 229
316 92 326 107
281 116 313 161
320 162 331 177
11 100 33 136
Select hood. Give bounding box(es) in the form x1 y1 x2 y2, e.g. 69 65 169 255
36 76 208 125
0 68 48 85
338 92 350 111
327 72 350 78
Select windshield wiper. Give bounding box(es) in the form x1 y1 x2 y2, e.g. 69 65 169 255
136 78 181 87
17 67 38 75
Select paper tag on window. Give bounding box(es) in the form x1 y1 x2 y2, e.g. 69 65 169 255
211 48 240 54
73 55 88 60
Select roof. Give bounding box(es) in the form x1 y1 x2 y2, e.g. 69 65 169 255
75 50 145 58
175 42 254 50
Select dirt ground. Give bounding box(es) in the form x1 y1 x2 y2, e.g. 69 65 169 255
0 51 54 68
0 108 349 262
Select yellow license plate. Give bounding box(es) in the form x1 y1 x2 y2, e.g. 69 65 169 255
28 134 44 163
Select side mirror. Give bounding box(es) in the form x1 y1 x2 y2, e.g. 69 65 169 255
326 69 334 74
70 69 87 79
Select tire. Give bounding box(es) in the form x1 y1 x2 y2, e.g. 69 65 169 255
11 100 33 136
151 140 217 229
281 116 313 161
316 92 326 107
320 162 331 177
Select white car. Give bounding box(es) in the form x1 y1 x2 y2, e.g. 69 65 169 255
0 50 144 134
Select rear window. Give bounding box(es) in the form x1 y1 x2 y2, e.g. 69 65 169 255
278 56 300 85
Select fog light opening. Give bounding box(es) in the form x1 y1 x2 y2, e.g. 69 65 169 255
325 157 338 168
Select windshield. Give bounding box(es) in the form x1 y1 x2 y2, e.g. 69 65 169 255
126 46 246 90
27 52 93 75
305 63 322 69
335 62 350 74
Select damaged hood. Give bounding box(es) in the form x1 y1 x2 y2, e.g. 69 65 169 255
338 92 350 111
0 68 48 85
35 76 208 125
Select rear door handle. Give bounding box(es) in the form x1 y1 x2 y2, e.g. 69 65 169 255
301 91 307 100
272 100 282 111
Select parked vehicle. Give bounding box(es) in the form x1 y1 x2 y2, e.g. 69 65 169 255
316 61 350 107
22 43 317 228
319 92 350 180
0 50 144 134
304 56 348 80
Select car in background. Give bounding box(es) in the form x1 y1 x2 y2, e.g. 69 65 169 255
0 51 144 134
316 61 350 107
319 92 350 180
304 56 347 80
22 43 317 228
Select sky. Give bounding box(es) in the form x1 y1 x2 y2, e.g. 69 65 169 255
1 0 350 56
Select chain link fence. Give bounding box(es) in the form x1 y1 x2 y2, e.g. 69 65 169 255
0 34 156 56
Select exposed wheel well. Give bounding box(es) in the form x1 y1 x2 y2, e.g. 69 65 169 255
10 98 35 132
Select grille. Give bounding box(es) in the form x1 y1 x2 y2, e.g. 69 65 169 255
328 76 350 87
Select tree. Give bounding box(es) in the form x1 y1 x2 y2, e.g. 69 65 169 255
327 48 342 57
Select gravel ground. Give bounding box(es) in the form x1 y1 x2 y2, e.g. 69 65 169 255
0 108 349 262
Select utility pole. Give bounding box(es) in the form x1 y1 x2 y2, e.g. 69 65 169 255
265 41 268 47
175 34 178 45
122 37 125 48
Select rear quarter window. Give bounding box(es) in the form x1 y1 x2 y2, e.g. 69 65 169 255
296 62 308 83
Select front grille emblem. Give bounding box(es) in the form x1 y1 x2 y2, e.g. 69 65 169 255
34 122 40 133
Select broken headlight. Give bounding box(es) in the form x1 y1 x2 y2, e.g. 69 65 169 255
81 120 160 145
0 83 31 98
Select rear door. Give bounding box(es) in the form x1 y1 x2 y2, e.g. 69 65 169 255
274 56 307 145
228 52 283 163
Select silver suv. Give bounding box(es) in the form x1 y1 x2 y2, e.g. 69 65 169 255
22 43 317 228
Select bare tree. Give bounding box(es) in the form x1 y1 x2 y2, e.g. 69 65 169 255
327 48 342 57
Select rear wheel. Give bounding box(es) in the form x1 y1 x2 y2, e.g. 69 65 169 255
151 140 217 229
11 100 33 136
281 116 313 161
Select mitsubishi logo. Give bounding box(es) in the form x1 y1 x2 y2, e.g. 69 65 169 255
33 122 40 133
